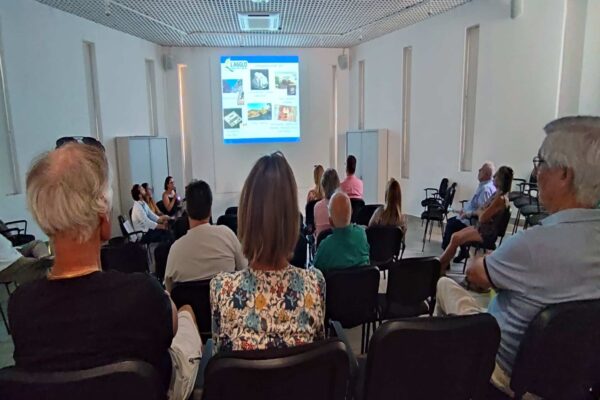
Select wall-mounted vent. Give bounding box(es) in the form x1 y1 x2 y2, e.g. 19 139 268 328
238 13 280 31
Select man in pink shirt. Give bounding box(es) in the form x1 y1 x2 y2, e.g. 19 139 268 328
340 155 364 199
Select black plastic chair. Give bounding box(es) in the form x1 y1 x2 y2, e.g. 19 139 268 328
357 314 500 400
0 360 165 400
171 279 212 343
224 206 238 216
201 339 350 400
100 242 148 273
117 215 144 242
153 242 171 283
421 178 449 209
316 228 333 249
378 257 441 320
325 266 379 353
508 299 600 399
421 182 456 251
366 225 404 270
216 214 237 235
0 219 35 246
304 200 320 263
350 198 365 223
172 212 190 240
462 207 512 272
290 233 308 268
355 204 382 226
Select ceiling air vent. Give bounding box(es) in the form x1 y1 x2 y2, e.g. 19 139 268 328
238 13 280 31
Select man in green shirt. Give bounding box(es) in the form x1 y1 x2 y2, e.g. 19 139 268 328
314 191 370 273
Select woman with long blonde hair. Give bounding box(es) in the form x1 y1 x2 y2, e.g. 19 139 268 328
306 164 325 203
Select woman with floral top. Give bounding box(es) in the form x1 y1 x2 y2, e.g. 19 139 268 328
210 152 326 352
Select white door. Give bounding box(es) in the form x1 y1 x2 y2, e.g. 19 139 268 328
149 138 169 195
361 131 379 204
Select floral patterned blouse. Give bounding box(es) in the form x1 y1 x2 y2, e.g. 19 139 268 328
210 265 326 352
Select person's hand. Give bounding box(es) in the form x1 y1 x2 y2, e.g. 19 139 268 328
157 222 167 230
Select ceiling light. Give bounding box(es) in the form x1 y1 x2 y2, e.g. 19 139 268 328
250 0 270 4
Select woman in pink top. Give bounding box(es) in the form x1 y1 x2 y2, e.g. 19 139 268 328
340 155 363 199
313 168 340 238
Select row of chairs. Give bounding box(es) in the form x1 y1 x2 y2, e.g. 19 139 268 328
3 298 599 399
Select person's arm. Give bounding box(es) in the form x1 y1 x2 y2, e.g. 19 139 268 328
132 202 157 231
465 256 492 289
162 191 176 212
477 195 505 224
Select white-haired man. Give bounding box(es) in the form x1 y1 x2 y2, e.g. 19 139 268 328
442 161 496 262
314 191 370 273
434 116 600 396
8 142 201 400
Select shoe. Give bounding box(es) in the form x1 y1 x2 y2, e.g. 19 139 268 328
453 252 468 264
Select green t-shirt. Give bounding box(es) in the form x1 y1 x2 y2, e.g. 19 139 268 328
314 224 370 273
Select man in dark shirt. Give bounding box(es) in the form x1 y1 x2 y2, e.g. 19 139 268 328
9 142 201 399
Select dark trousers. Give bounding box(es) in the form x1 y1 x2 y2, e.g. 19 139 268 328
442 217 468 250
141 229 173 244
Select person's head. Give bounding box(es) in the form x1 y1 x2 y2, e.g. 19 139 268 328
141 182 153 200
313 165 324 188
164 176 175 191
239 152 299 269
477 162 495 182
346 155 357 175
185 180 212 222
26 142 112 244
493 166 514 194
385 178 402 211
131 184 144 201
321 168 340 200
536 116 600 212
328 191 351 228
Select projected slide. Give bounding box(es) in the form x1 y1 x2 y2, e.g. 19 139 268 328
221 56 300 144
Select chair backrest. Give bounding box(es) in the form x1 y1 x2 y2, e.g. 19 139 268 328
172 212 190 240
325 266 379 328
305 199 319 231
355 204 382 226
128 208 133 222
100 243 148 273
442 183 457 212
438 178 449 198
0 360 164 400
350 198 365 223
153 242 172 283
384 257 440 313
510 299 600 399
496 206 511 239
316 228 333 248
171 279 212 339
203 339 349 400
117 215 129 237
290 233 307 268
363 314 500 400
216 214 237 235
224 206 238 216
366 225 403 266
156 200 167 215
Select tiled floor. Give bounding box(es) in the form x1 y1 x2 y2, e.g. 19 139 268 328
0 214 497 368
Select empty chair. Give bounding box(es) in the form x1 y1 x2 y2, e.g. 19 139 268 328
117 215 143 242
350 198 365 223
201 339 350 400
421 182 456 251
359 314 500 400
0 219 35 247
421 178 449 209
378 257 440 320
170 279 212 342
355 204 382 226
507 299 600 399
100 242 148 273
366 225 404 270
325 266 379 353
224 206 238 216
316 228 333 249
216 214 237 235
0 360 165 400
153 242 171 283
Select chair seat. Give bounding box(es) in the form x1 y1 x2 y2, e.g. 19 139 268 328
7 234 35 247
520 204 543 216
508 192 523 202
514 196 538 208
421 210 444 221
526 213 549 227
377 294 430 320
465 240 496 251
420 198 441 208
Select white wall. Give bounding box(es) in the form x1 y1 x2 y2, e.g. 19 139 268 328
579 0 600 115
0 0 167 238
163 47 349 217
348 0 593 217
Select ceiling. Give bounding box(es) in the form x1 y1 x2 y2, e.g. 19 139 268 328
36 0 471 48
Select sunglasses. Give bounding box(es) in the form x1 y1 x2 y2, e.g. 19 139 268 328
56 136 105 151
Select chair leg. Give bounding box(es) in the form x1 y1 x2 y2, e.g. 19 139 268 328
462 246 470 274
0 303 10 335
428 220 434 242
511 209 521 234
365 322 371 353
361 324 366 354
422 219 429 252
4 283 12 296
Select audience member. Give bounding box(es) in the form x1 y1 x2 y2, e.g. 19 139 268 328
306 164 325 203
314 191 370 273
314 168 340 238
131 184 172 244
210 151 325 352
442 161 496 262
141 182 163 216
434 116 600 396
368 177 408 234
8 143 202 399
165 180 247 291
0 235 52 285
162 176 181 216
340 155 364 199
439 166 513 271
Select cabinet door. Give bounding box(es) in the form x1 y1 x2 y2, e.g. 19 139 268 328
128 138 152 186
361 131 379 204
149 138 169 194
346 132 362 171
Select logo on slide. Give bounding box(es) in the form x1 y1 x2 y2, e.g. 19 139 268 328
224 58 248 72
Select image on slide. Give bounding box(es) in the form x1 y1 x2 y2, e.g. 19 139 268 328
222 79 243 93
247 103 272 121
223 108 243 129
277 105 297 122
275 72 297 89
250 69 269 90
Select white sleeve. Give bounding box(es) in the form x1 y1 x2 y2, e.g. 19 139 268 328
144 203 160 223
132 202 157 232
